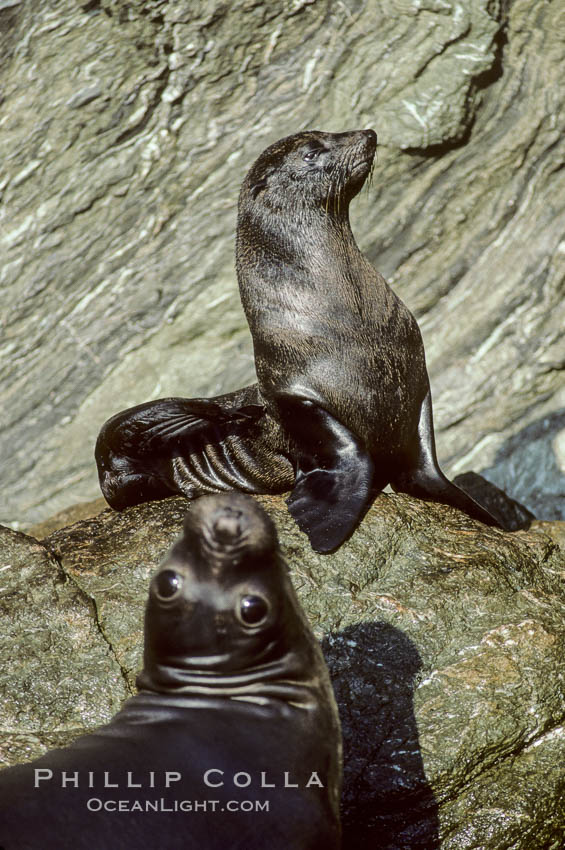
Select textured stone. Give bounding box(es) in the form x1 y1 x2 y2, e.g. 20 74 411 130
44 498 188 687
1 494 564 847
25 496 107 539
0 525 129 767
1 0 564 527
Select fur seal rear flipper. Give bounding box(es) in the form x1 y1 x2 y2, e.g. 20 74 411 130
390 388 502 527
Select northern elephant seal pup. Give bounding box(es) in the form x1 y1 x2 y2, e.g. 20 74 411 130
0 493 342 850
96 129 514 552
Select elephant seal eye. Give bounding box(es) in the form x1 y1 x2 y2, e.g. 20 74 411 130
239 595 269 626
154 570 183 601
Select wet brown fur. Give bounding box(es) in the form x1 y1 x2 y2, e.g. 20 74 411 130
236 129 427 478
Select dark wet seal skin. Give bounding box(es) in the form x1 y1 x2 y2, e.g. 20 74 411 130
0 493 342 850
95 129 524 553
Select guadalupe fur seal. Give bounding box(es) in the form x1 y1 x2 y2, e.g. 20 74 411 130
0 493 342 850
96 128 513 553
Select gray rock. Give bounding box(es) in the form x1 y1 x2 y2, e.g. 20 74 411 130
1 0 564 527
44 498 189 688
1 493 564 847
0 525 129 767
480 410 565 522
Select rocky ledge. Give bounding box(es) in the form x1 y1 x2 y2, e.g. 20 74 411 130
1 494 564 849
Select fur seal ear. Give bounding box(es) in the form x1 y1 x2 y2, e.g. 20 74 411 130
250 175 268 199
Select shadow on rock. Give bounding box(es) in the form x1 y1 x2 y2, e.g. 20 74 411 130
322 622 439 850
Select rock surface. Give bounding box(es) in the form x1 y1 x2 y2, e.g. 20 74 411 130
1 0 564 527
1 493 564 848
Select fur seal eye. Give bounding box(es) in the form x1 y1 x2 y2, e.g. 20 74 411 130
154 569 183 601
239 594 269 626
303 147 323 162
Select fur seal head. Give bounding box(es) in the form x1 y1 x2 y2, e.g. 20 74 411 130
239 129 376 214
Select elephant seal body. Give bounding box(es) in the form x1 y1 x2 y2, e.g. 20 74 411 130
96 129 518 552
0 494 341 850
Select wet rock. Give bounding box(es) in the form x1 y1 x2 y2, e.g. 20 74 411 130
1 493 564 848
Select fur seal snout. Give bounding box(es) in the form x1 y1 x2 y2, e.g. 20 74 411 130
0 493 341 850
95 128 526 552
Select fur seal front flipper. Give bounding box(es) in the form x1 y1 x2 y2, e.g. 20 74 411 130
277 394 374 552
